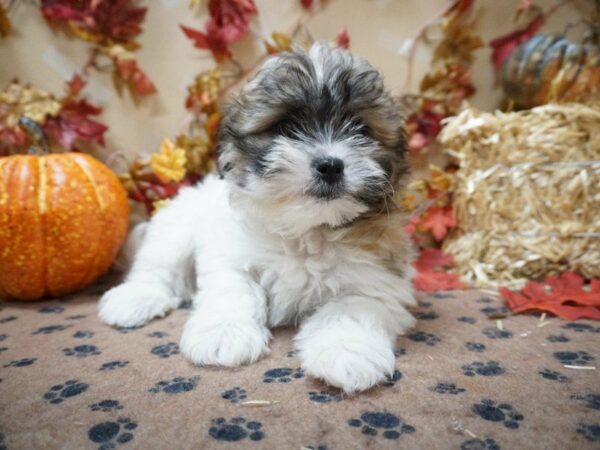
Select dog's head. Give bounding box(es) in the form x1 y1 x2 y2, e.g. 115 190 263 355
218 42 408 236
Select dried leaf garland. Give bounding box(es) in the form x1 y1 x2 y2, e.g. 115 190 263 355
0 77 107 155
150 139 187 183
40 0 156 98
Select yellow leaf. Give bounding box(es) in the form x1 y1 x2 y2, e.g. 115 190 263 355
150 138 187 183
152 198 172 214
265 32 292 54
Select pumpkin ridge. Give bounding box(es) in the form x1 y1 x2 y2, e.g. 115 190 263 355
38 157 49 297
71 155 106 211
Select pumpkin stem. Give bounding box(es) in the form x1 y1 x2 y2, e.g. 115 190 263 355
18 116 49 155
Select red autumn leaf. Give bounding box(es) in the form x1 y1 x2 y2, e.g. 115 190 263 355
0 126 28 155
413 248 466 292
181 23 232 62
41 0 147 43
336 27 350 49
489 15 544 71
113 55 156 96
418 205 456 241
208 0 256 43
500 272 600 321
66 73 86 97
43 100 107 150
300 0 313 9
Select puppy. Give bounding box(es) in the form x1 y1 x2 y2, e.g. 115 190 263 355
99 42 416 393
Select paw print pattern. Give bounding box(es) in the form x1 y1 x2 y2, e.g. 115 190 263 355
90 400 124 412
308 391 342 403
115 326 141 334
100 361 129 371
483 328 513 339
286 350 299 358
476 297 493 303
547 334 570 343
394 348 406 357
472 399 524 429
33 324 71 335
44 380 89 404
150 342 179 358
147 331 169 338
571 394 600 411
221 387 247 403
462 361 506 377
209 417 264 442
148 376 200 394
563 323 600 333
0 316 17 323
263 367 304 383
539 369 569 383
407 331 440 346
66 314 86 320
88 417 137 450
4 358 36 368
414 311 439 320
465 342 486 352
577 423 600 442
431 382 465 395
458 317 477 324
38 305 65 314
348 412 415 440
74 330 94 339
553 351 594 366
0 347 7 354
0 334 7 342
63 345 101 358
432 292 455 299
479 306 509 317
461 437 501 450
419 301 432 308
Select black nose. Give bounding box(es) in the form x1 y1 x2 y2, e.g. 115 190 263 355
313 157 344 184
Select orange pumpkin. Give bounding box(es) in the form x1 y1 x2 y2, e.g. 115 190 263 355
0 153 129 300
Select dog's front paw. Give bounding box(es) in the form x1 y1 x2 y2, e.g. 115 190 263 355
98 282 177 328
180 316 271 367
295 322 395 394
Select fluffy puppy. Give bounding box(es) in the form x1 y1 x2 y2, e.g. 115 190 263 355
99 42 416 393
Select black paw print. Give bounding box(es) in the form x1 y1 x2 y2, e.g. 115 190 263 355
222 387 247 403
0 431 5 450
547 334 569 343
458 316 477 324
419 301 432 308
308 391 342 403
0 316 17 323
553 351 595 366
303 445 328 450
431 382 465 395
571 394 600 411
462 361 505 377
476 297 493 303
263 367 304 383
44 380 89 404
563 323 600 333
150 342 179 358
88 417 137 450
90 400 123 412
4 358 36 368
0 347 7 354
115 326 141 334
148 376 200 394
432 292 455 299
394 348 406 357
66 314 86 320
348 412 415 440
414 311 439 320
0 334 7 342
286 350 299 358
100 361 129 371
209 417 264 442
479 306 509 317
147 331 169 338
382 370 403 387
539 368 569 383
465 342 486 352
461 437 501 450
74 330 94 339
577 423 600 442
472 399 524 429
63 344 101 358
33 324 71 335
38 305 65 314
407 331 440 346
483 328 513 339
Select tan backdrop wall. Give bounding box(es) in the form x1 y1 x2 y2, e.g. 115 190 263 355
0 0 591 168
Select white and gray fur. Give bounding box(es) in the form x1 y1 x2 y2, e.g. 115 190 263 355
98 43 416 393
